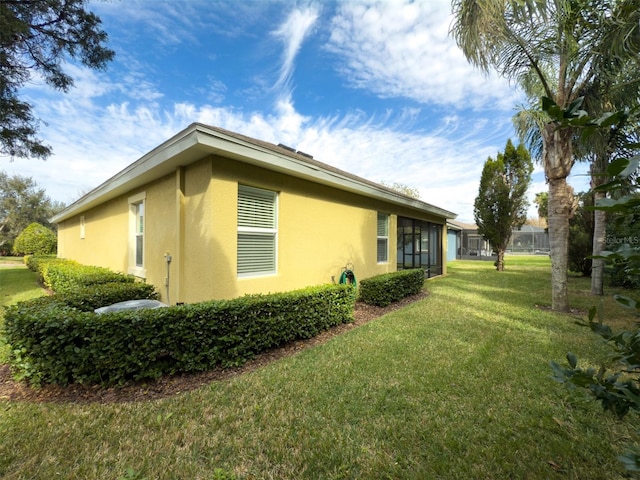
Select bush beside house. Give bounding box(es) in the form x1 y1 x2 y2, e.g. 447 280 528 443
358 269 425 307
4 257 426 386
24 255 136 292
4 283 356 385
12 223 57 256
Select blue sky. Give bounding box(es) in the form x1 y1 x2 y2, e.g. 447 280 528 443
3 0 592 222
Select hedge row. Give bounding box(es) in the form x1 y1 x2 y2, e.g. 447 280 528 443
24 255 66 284
45 282 159 312
358 268 425 307
22 256 158 309
4 284 356 386
24 255 136 293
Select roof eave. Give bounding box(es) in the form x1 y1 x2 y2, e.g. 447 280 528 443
51 123 457 223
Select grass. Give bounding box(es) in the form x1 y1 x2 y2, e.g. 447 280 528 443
0 257 47 363
0 257 46 304
0 256 638 479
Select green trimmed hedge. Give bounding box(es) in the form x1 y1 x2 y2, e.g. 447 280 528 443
25 256 136 293
22 256 157 310
58 282 159 311
358 269 425 307
13 282 158 313
23 255 66 284
3 284 355 386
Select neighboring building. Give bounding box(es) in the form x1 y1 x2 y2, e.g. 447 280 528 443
446 222 462 261
52 124 457 304
508 224 550 254
452 221 495 259
449 220 550 260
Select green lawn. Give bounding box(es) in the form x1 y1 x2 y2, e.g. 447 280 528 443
0 257 46 304
0 257 637 479
0 258 47 363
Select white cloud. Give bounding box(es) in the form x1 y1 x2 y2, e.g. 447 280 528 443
326 0 522 110
4 89 502 221
91 1 204 47
118 73 164 102
204 77 228 103
2 0 556 225
272 6 320 93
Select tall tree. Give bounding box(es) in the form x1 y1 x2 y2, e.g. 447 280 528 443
474 139 533 271
0 0 114 159
0 171 62 252
534 192 548 222
515 63 640 295
582 100 640 295
551 154 640 473
452 0 640 311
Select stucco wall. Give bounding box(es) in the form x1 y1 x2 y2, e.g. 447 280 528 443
175 156 400 302
56 154 448 304
56 173 178 299
140 174 178 302
56 195 129 272
179 159 216 303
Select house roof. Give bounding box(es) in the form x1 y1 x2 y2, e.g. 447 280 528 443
51 123 457 223
448 220 477 230
448 220 548 233
513 224 547 233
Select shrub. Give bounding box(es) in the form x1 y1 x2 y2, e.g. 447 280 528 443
358 269 425 307
605 211 640 289
23 255 67 283
24 254 60 272
43 262 135 293
0 240 13 256
12 223 57 256
551 155 640 473
3 284 355 386
57 281 159 311
24 255 136 292
567 192 594 276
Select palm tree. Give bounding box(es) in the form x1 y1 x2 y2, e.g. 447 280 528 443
581 67 640 295
451 0 640 311
516 69 640 296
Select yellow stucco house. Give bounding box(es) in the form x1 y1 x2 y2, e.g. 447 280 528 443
52 124 457 304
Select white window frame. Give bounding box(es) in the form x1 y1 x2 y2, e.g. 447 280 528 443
377 212 389 263
237 184 278 277
128 192 146 278
80 215 86 239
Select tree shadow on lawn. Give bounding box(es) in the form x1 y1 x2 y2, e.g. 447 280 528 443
444 265 592 315
0 292 428 405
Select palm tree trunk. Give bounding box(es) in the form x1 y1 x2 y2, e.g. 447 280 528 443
548 177 572 311
590 149 609 296
543 123 574 312
591 191 606 295
496 249 505 271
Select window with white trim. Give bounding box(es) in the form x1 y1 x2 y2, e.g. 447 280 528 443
128 192 146 277
377 212 389 263
237 185 277 277
80 215 86 239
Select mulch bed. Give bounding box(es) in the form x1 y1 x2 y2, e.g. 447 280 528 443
0 292 428 404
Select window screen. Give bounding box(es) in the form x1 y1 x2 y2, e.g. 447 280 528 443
135 202 144 267
127 192 146 278
377 212 389 263
237 185 277 276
